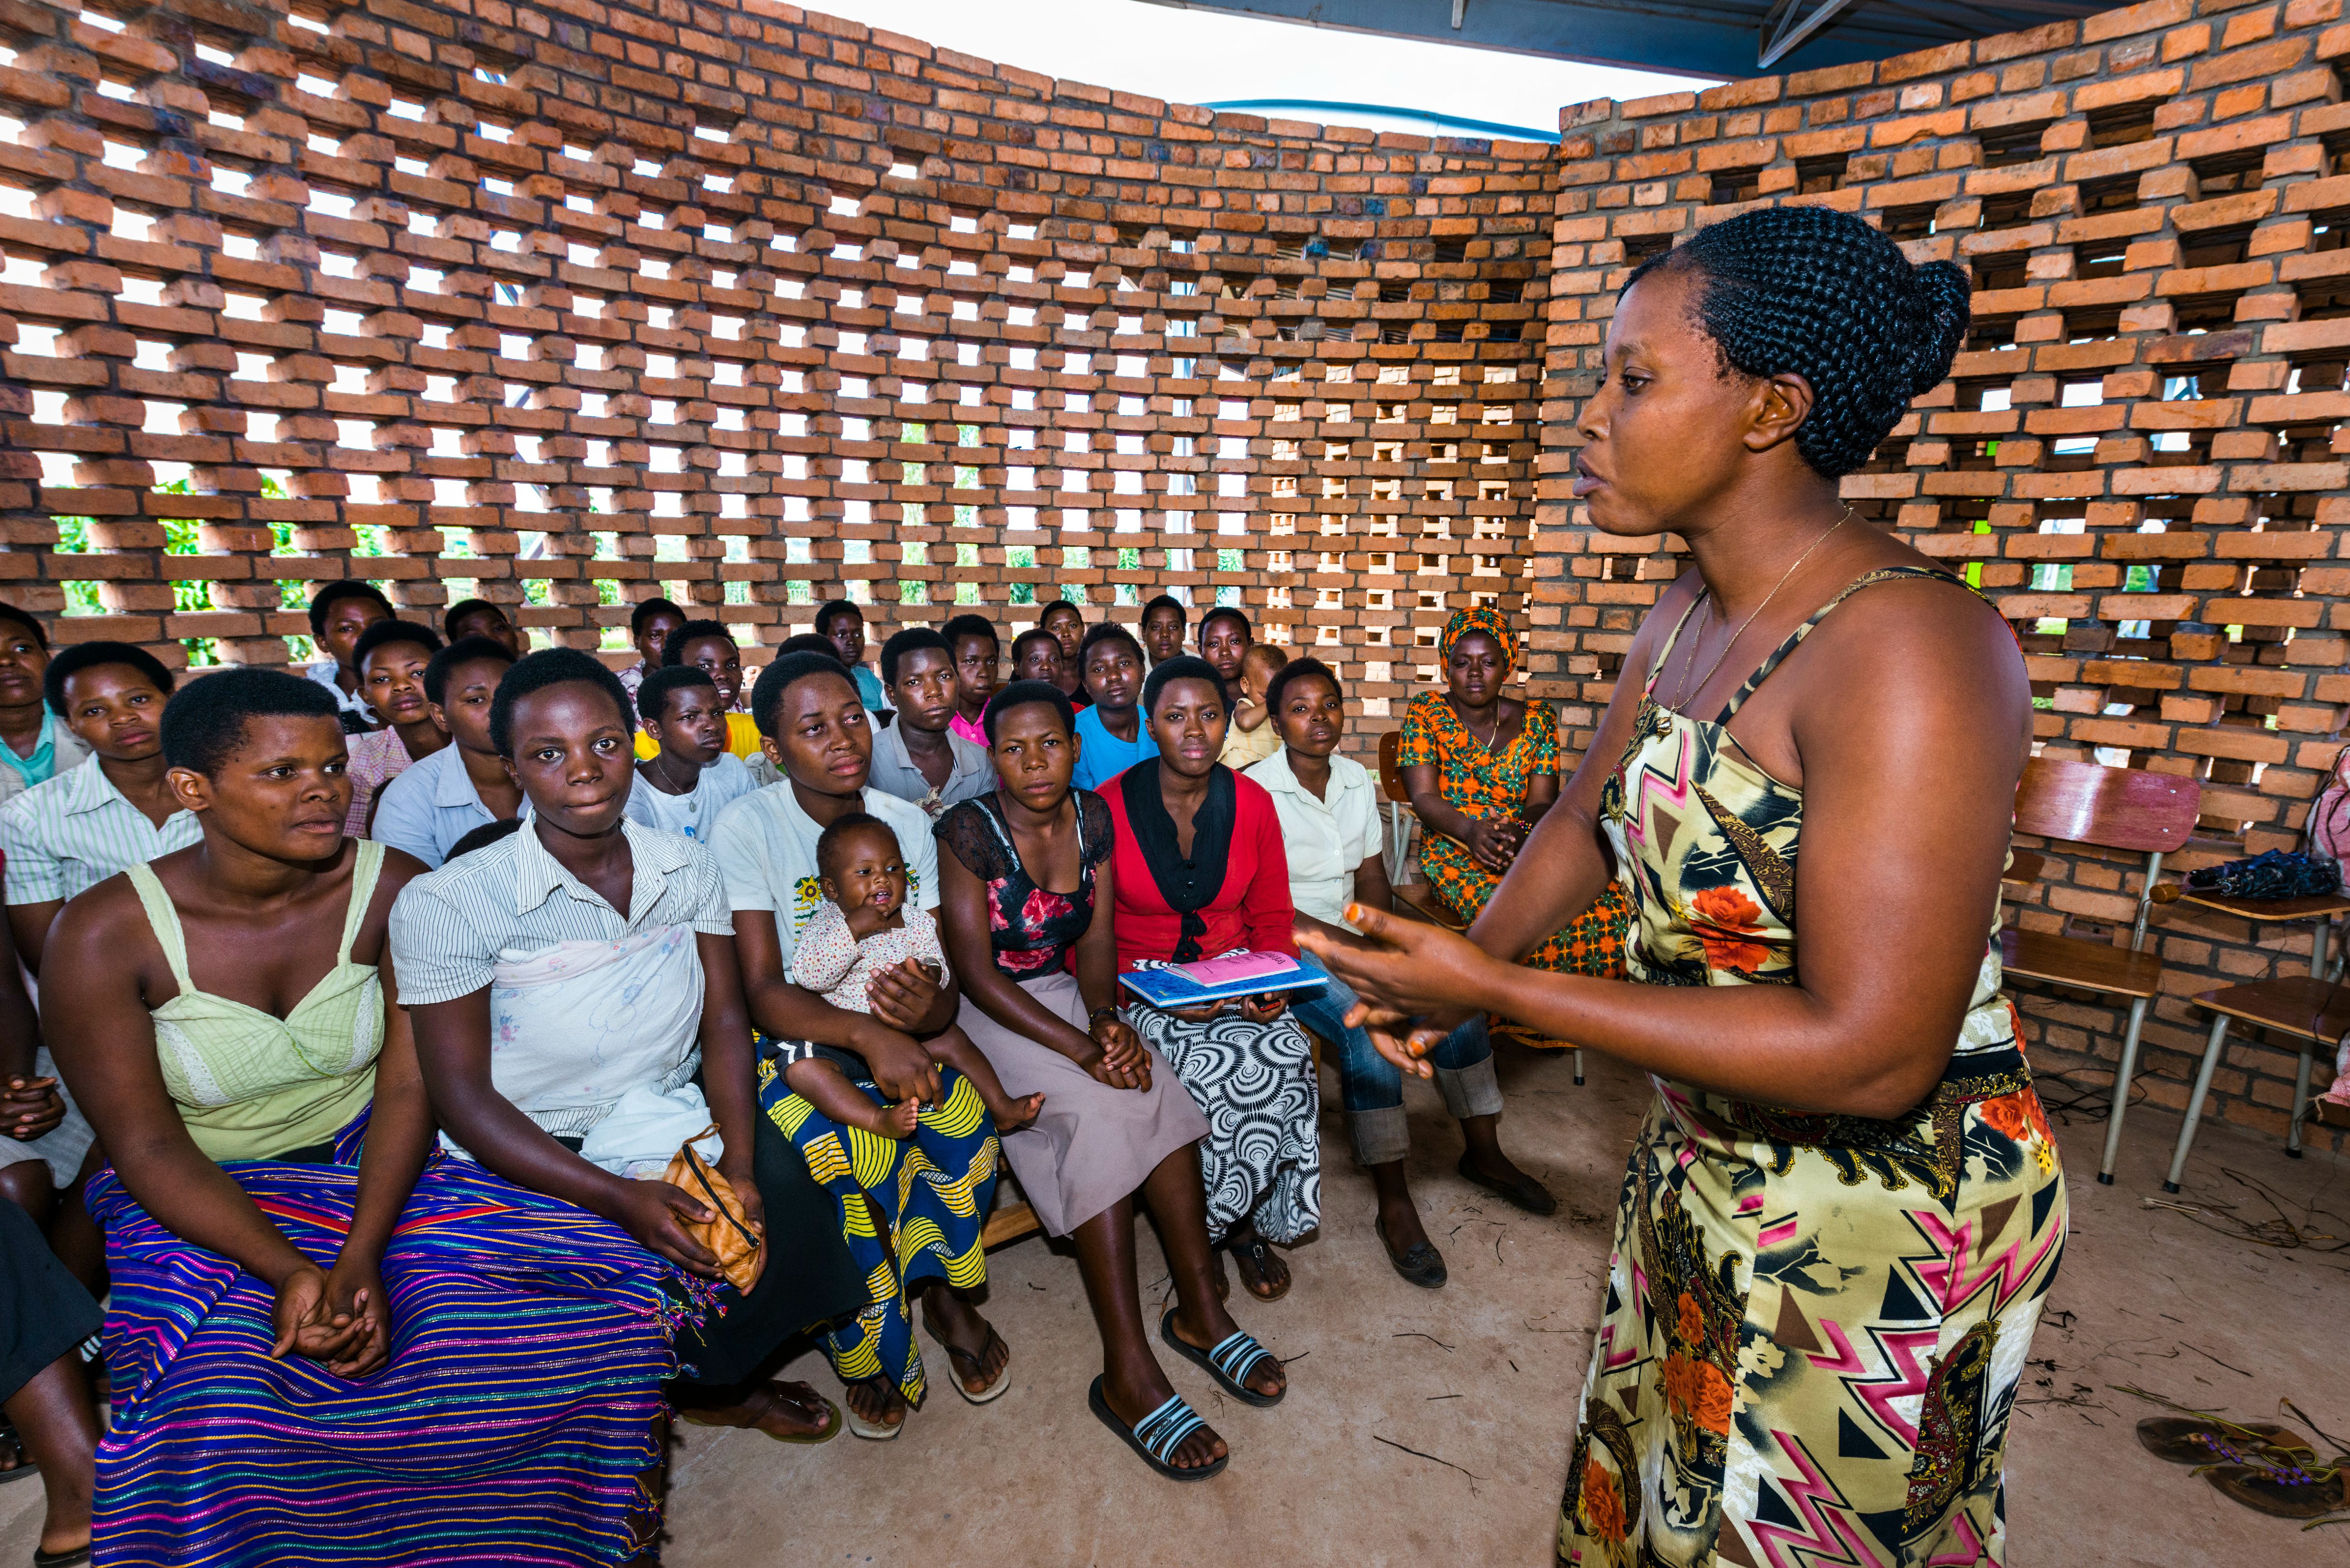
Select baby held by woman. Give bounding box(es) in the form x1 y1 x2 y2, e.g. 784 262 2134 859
787 814 1042 1136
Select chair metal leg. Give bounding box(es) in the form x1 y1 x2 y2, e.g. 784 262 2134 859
2163 1013 2230 1194
2097 994 2152 1185
2288 1042 2314 1159
1385 801 1410 886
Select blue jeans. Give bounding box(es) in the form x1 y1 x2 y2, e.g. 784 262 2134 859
1289 952 1501 1167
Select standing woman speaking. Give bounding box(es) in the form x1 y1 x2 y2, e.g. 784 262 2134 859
1303 206 2066 1567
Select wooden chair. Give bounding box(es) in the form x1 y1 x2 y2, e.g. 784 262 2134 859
2000 757 2200 1185
2162 977 2350 1192
1377 730 1465 930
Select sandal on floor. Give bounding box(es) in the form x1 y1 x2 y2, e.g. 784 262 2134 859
33 1547 92 1568
2204 1463 2344 1519
677 1381 841 1446
0 1424 35 1486
840 1376 906 1442
1376 1215 1448 1290
1087 1376 1226 1482
926 1321 1011 1405
1226 1235 1291 1302
1456 1152 1557 1217
1159 1308 1284 1408
2137 1415 2315 1467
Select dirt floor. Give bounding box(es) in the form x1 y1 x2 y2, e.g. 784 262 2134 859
9 1043 2347 1565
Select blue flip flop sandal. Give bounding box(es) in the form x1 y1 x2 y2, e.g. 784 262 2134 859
1159 1308 1285 1408
1088 1376 1226 1482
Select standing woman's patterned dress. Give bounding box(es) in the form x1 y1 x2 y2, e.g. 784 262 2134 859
1559 569 2067 1568
1399 606 1633 1052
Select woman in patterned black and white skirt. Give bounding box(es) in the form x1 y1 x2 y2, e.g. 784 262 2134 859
1100 657 1320 1302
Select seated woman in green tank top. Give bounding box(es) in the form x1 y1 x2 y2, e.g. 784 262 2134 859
42 668 718 1568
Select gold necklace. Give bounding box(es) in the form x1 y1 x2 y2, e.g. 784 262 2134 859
1672 506 1851 708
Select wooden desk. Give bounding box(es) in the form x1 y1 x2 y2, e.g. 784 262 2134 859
2172 890 2350 978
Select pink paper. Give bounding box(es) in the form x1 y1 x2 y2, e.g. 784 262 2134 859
1177 951 1296 985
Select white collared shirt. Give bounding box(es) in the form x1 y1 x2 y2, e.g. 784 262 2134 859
1245 748 1382 932
388 815 735 1007
0 756 201 905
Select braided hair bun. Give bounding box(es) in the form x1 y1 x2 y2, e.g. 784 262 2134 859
1628 205 1971 479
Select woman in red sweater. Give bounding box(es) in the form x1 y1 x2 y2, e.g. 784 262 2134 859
1103 657 1319 1302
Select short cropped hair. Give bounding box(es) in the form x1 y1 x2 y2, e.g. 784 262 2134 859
307 579 393 639
45 641 174 718
351 619 443 673
1009 627 1060 668
940 613 999 652
1038 598 1081 625
815 810 897 882
630 596 685 636
1198 605 1252 644
637 663 717 725
422 634 516 708
159 667 340 777
443 598 510 640
446 817 522 861
0 603 47 650
982 678 1074 745
880 627 951 686
1142 655 1227 718
488 647 633 757
1264 654 1340 714
749 650 857 737
814 599 862 636
661 619 734 667
1140 593 1186 624
1079 622 1143 664
775 633 843 661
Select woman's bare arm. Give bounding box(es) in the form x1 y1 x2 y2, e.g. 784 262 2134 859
692 930 766 1234
1306 582 2025 1119
937 849 1097 1065
44 883 318 1288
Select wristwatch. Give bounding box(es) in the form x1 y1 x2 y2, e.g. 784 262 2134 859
1088 1005 1121 1029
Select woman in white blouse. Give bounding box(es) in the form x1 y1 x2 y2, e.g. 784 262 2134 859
1246 659 1552 1290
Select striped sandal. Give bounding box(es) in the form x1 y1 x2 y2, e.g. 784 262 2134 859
1158 1308 1285 1408
1087 1376 1226 1482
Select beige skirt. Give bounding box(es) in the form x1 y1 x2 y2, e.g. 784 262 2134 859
954 970 1208 1236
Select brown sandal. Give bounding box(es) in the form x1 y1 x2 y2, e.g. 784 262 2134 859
677 1380 840 1445
927 1320 1012 1405
2204 1463 2345 1520
1227 1234 1291 1302
2137 1416 2315 1468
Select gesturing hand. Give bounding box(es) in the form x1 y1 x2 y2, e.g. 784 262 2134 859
609 1179 721 1279
1296 907 1496 1077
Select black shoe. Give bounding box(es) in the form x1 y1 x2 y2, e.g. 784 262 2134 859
1376 1215 1448 1289
1457 1152 1558 1216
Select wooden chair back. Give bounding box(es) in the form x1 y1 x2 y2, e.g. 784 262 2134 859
1377 729 1410 804
2013 757 2198 854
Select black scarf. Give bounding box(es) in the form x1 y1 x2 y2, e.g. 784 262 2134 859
1119 760 1235 963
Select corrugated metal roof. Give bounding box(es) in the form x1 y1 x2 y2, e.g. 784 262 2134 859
1141 0 2114 80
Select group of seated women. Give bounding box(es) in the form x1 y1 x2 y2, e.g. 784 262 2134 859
0 583 1619 1561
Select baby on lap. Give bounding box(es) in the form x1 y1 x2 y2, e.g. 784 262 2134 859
787 814 1041 1137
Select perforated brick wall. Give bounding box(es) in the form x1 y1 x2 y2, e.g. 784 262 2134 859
0 0 1552 759
1535 0 2350 1149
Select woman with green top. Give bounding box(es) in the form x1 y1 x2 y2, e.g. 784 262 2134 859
46 669 706 1567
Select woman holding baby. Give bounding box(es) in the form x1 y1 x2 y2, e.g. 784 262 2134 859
937 678 1294 1482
